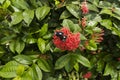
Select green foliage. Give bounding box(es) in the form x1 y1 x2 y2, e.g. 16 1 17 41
0 0 120 80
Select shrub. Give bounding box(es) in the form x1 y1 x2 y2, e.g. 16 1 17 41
0 0 120 80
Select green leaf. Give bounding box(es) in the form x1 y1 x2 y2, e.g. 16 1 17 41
13 76 21 80
97 59 105 72
42 33 52 39
80 33 87 40
9 40 16 53
2 0 11 9
60 10 72 20
98 1 112 8
66 4 80 19
27 64 42 80
113 8 120 16
100 8 113 16
11 12 23 25
23 9 34 25
13 55 33 65
118 71 120 80
0 61 20 78
37 38 46 53
86 40 97 51
62 19 76 32
11 0 29 10
0 72 17 78
40 23 48 36
88 0 99 6
74 63 79 72
76 54 91 68
0 0 5 4
36 6 50 20
16 65 25 76
65 56 77 72
26 38 37 44
87 21 98 27
15 40 25 54
88 3 99 12
28 67 37 80
37 58 51 72
33 64 42 80
100 19 112 30
21 71 32 80
93 27 102 33
0 46 5 57
104 63 114 76
55 54 70 69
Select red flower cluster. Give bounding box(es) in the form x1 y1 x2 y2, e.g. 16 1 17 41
53 27 80 51
81 17 87 28
81 1 89 14
83 72 92 79
92 29 104 43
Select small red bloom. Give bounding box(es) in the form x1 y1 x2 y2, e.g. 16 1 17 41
117 58 120 61
81 17 87 28
92 29 104 43
53 27 80 51
83 72 92 79
81 1 89 14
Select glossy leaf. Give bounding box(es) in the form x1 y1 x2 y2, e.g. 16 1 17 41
40 23 48 36
88 3 99 12
2 0 11 9
60 10 72 19
16 65 25 76
100 19 112 30
37 38 46 53
100 8 113 16
37 58 51 72
65 56 77 72
33 64 42 80
23 9 34 25
0 61 20 78
9 40 16 53
62 19 76 32
104 63 114 76
11 12 23 25
15 40 25 54
36 6 50 20
76 54 91 68
98 1 112 8
13 55 33 65
66 4 80 19
55 54 70 69
11 0 29 10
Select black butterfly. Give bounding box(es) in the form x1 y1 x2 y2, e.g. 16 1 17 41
55 32 67 41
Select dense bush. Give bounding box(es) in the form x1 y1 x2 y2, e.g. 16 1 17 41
0 0 120 80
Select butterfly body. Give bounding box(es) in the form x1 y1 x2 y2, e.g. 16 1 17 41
55 32 67 41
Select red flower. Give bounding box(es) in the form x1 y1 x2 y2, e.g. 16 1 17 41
81 17 87 28
81 1 89 14
92 29 104 43
53 27 80 51
117 58 120 61
83 72 92 79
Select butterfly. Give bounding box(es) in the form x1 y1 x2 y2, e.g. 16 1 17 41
55 31 67 41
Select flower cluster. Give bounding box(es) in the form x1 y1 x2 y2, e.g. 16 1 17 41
81 0 89 14
53 27 80 51
81 17 87 28
92 29 104 43
83 72 92 79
